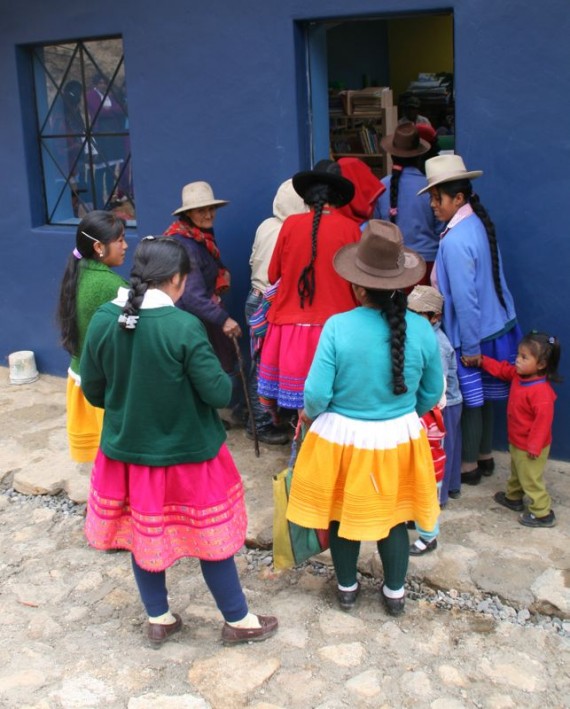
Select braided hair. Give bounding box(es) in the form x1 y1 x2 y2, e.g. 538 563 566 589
57 211 125 355
364 288 409 395
119 237 190 330
438 180 507 310
388 156 417 224
297 183 346 308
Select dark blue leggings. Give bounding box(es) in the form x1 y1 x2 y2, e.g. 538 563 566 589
131 555 248 622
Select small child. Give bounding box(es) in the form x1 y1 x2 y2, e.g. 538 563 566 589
407 285 463 555
476 331 561 528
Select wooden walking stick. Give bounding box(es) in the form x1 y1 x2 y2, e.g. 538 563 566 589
232 336 260 457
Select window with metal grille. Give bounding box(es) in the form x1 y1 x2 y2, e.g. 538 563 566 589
32 37 135 226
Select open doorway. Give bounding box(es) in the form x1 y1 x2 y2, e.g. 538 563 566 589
305 11 454 176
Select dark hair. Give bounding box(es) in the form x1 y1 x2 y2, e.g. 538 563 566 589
119 237 190 330
436 179 507 310
364 288 408 395
519 331 562 383
297 183 346 308
57 211 125 355
389 156 420 224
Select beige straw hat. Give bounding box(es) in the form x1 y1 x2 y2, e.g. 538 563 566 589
417 155 483 195
172 181 229 215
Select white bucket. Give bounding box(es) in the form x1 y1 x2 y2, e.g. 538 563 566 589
8 350 39 385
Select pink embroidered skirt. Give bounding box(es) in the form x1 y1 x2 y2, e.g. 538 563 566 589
85 444 247 571
258 322 323 410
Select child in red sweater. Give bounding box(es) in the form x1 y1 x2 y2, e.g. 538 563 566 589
470 331 561 528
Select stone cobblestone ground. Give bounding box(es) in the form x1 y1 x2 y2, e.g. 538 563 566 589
1 369 569 708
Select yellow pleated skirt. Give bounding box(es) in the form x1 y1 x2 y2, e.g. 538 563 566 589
286 411 439 541
66 373 104 463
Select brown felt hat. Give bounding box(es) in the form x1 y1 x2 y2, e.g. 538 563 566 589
381 122 431 158
333 220 425 290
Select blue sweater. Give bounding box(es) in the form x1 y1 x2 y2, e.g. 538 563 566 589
434 322 462 407
374 167 444 261
304 307 443 421
435 213 517 356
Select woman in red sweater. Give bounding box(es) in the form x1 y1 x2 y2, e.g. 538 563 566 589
258 160 360 412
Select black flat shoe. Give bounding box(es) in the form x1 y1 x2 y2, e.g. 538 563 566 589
381 585 405 616
409 537 438 556
478 458 495 477
494 491 523 512
448 489 461 499
461 469 482 486
337 582 360 611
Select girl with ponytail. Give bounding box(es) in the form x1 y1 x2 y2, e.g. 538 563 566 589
258 160 361 413
57 210 128 463
418 154 521 487
80 236 278 647
286 220 443 616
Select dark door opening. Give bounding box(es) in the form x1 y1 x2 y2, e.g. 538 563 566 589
305 11 454 176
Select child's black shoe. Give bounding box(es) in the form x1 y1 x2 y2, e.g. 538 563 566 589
493 491 524 512
519 511 556 528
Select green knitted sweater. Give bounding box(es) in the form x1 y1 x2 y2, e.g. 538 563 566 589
80 302 231 465
70 260 127 376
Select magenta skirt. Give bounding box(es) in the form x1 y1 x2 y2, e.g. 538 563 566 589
84 444 247 572
258 322 323 409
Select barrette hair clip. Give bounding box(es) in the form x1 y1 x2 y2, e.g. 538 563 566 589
81 230 101 244
142 235 156 241
548 336 556 345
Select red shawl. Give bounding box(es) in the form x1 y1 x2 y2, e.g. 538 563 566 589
164 218 231 294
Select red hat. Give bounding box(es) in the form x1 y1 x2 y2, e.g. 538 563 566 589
416 123 437 146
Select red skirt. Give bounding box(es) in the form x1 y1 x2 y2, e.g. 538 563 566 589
258 322 323 409
84 444 247 571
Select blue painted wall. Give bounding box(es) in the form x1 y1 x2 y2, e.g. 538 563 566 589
1 0 570 457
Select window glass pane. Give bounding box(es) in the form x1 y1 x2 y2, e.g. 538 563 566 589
32 37 135 226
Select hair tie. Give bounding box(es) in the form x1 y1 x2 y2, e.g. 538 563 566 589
118 314 140 330
73 248 83 260
548 336 556 345
389 207 398 217
392 165 403 172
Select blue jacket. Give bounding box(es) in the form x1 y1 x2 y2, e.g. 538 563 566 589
434 322 462 407
304 307 443 421
435 213 517 355
374 167 444 261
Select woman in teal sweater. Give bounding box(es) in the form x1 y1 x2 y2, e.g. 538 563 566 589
80 237 278 648
287 221 443 616
57 210 128 462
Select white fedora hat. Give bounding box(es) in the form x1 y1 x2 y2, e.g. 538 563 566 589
417 155 483 195
172 181 229 215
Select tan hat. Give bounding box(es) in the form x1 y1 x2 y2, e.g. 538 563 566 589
417 155 483 195
407 285 444 315
172 181 229 215
333 220 425 290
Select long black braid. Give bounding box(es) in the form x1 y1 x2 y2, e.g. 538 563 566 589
365 288 409 395
119 236 190 330
438 180 507 311
388 156 416 224
297 183 344 308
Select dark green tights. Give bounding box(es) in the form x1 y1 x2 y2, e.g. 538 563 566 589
329 521 409 591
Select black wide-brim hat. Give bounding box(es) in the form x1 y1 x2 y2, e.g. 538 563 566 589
292 159 355 207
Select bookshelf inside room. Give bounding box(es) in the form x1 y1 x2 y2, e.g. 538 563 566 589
329 87 398 178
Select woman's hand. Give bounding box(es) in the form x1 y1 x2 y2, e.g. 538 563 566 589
461 354 482 367
299 409 313 427
222 318 242 339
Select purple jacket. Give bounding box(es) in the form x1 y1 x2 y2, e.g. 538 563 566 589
171 234 229 327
